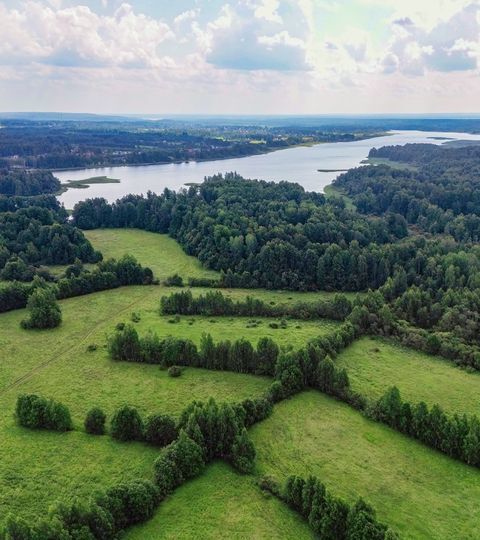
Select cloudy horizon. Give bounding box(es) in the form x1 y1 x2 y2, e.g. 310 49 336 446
1 0 479 114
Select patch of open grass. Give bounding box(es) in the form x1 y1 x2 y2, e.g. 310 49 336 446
0 427 158 520
84 228 219 282
336 336 480 417
250 391 480 540
125 462 314 540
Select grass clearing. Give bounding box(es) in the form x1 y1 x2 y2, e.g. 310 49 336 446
84 228 219 281
125 462 314 540
0 427 158 520
250 391 480 540
336 336 480 417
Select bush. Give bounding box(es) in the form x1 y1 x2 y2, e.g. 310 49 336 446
101 480 160 530
110 405 144 441
144 414 178 446
84 407 106 435
21 287 62 329
16 394 72 431
168 365 182 377
108 324 143 362
164 273 184 287
130 312 141 323
230 428 256 473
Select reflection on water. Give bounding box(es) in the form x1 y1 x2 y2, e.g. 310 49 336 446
56 130 480 208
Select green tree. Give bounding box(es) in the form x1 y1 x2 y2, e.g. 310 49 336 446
21 287 61 329
143 414 177 446
110 405 144 442
84 407 106 435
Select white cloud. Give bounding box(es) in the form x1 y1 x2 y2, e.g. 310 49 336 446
0 1 174 69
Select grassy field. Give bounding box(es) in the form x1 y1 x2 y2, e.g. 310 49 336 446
336 336 480 417
250 391 480 540
84 228 219 282
0 285 281 521
126 462 314 540
0 428 158 520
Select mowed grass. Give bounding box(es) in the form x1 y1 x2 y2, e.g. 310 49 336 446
336 336 480 417
84 228 219 281
250 391 480 540
125 462 314 540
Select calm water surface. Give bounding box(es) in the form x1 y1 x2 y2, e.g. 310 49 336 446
56 130 480 208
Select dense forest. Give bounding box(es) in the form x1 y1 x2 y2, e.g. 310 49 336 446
73 173 409 291
0 119 376 170
0 169 60 196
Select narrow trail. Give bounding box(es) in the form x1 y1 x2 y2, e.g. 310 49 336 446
0 288 153 396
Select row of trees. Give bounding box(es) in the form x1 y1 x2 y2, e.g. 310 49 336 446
1 479 160 539
160 289 352 321
108 324 281 376
369 386 480 466
0 255 154 314
284 475 398 539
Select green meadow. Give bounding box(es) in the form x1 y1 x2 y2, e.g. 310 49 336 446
125 462 314 540
336 336 480 417
250 391 480 540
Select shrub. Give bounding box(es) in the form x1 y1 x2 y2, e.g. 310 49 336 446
164 273 184 287
86 343 97 352
168 365 182 378
21 287 62 329
144 414 178 446
230 428 256 474
84 407 106 435
110 405 144 441
101 480 160 530
108 324 143 362
130 312 141 323
15 394 72 431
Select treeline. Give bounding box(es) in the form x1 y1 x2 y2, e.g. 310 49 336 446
0 255 154 313
283 475 398 539
72 173 408 291
369 386 480 466
0 204 102 281
0 169 60 196
0 479 160 539
108 322 356 405
108 324 279 376
160 290 352 321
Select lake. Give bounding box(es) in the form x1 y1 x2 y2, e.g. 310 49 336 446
56 130 480 208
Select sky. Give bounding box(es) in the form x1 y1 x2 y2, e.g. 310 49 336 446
0 0 479 114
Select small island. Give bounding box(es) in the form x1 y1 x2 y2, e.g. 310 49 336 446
59 176 120 192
